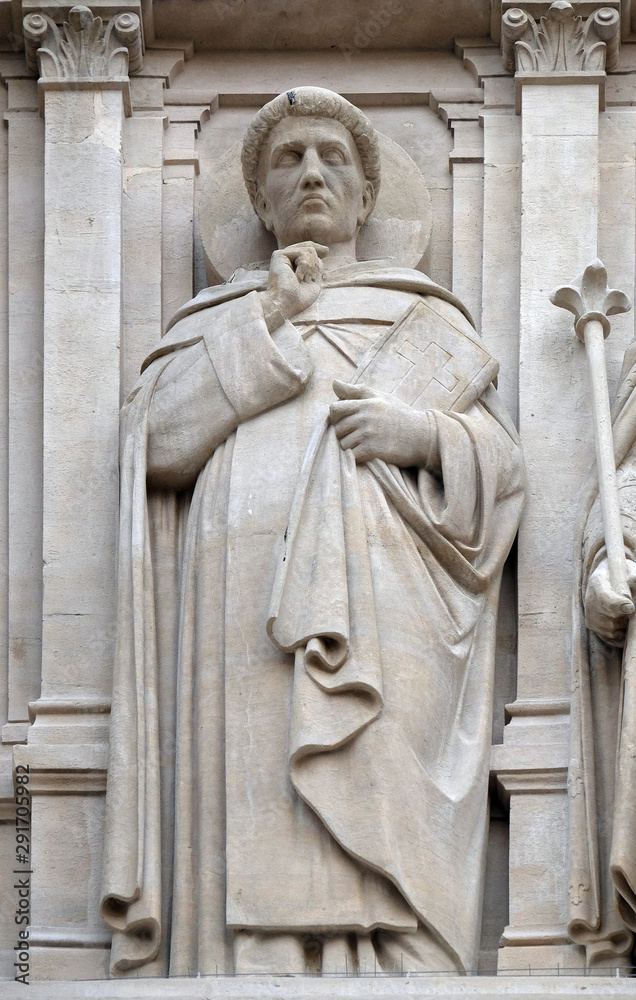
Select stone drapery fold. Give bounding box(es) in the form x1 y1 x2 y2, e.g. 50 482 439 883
569 338 636 964
267 390 523 968
100 262 524 975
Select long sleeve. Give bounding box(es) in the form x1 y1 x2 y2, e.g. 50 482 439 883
141 291 312 490
582 446 636 591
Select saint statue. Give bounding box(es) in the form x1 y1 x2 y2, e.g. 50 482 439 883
570 340 636 967
100 87 525 977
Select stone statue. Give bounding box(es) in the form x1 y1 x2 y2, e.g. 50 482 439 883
570 338 636 967
99 87 525 977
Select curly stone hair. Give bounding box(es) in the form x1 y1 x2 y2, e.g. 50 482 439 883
241 87 381 213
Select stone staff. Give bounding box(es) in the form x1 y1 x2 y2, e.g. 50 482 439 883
551 259 632 599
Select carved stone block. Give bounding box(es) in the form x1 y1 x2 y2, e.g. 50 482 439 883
23 3 142 82
501 1 620 75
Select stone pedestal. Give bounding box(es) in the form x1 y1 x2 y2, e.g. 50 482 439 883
0 974 634 999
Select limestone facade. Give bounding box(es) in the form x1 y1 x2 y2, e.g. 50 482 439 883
0 0 636 995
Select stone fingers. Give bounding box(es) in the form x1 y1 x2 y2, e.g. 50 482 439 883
329 399 363 426
294 249 322 283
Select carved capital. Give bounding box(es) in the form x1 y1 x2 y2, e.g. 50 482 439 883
23 4 142 82
501 1 620 74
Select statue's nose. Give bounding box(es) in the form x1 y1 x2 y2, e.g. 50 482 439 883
300 149 326 188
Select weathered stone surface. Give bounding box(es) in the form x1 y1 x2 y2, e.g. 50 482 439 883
0 974 636 998
99 86 523 978
3 0 636 990
152 0 492 52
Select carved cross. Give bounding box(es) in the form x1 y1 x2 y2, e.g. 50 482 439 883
395 338 459 406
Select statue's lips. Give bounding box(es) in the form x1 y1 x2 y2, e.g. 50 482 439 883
299 194 329 208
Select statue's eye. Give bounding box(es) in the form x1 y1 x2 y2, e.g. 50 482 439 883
321 147 346 165
276 149 301 167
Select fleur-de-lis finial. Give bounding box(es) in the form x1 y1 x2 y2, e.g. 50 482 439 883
550 258 632 341
551 259 633 601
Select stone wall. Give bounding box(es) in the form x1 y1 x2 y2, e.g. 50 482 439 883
0 0 635 991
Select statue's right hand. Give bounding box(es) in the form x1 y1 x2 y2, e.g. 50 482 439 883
584 556 636 646
265 241 328 320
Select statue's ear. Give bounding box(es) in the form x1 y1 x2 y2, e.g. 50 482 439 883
254 188 274 233
358 180 376 228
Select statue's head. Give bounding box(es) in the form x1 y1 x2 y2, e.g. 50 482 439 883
241 87 381 250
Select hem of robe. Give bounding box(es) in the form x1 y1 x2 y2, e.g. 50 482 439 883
227 920 418 933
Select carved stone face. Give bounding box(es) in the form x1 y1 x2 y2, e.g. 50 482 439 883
255 116 374 249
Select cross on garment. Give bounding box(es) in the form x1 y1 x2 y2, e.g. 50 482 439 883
394 338 460 406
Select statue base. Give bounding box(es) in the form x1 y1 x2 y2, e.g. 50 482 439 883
1 973 634 999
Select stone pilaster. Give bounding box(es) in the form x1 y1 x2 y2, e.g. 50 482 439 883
12 5 143 979
502 1 620 110
495 0 621 974
448 110 485 332
3 79 44 748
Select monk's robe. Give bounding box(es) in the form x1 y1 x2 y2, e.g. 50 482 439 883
100 260 525 976
569 337 636 966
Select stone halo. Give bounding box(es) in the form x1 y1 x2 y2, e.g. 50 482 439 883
197 129 433 284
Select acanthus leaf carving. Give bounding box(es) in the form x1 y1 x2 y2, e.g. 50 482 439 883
501 1 620 75
23 4 142 83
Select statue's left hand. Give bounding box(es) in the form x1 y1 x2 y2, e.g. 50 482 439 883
329 380 436 467
584 556 636 646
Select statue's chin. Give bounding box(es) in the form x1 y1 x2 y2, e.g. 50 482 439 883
276 214 356 250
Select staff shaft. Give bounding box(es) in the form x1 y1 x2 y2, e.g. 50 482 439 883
583 318 629 598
